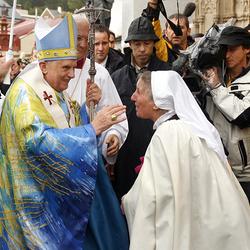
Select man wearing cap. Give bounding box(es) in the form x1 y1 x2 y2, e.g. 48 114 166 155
0 15 129 249
203 26 250 201
111 16 170 200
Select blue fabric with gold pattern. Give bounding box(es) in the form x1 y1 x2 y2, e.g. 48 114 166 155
0 79 129 249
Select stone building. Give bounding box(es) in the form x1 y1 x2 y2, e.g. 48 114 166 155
193 0 250 33
115 0 249 46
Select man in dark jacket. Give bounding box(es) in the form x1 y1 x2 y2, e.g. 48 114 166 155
95 24 125 75
111 16 171 200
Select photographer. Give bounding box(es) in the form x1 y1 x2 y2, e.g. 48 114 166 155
142 0 196 65
203 26 250 202
141 0 177 64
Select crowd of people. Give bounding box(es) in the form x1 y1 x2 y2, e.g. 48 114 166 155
0 0 250 249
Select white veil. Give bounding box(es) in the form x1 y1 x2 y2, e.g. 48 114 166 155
151 70 227 163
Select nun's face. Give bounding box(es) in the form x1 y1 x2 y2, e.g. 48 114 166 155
131 79 154 119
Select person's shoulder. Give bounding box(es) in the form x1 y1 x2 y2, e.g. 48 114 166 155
149 54 171 70
233 67 250 84
111 64 130 78
5 77 33 101
109 48 124 59
155 120 193 140
107 48 125 69
94 60 111 78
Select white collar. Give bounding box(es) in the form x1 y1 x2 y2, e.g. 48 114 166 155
153 111 176 130
99 56 108 67
131 56 149 73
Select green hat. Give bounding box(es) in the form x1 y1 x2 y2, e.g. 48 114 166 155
125 16 159 43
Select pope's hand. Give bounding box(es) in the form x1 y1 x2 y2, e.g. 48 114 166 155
91 105 126 136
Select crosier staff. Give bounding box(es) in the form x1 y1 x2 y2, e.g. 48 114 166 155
75 0 110 121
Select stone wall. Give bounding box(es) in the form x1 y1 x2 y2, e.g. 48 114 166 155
193 0 250 34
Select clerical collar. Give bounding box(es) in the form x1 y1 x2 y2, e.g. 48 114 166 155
153 111 176 130
99 56 108 67
131 56 149 74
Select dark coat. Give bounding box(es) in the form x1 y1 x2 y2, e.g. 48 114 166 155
106 48 125 75
111 53 171 199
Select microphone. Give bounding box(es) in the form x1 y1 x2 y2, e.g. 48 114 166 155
183 2 196 17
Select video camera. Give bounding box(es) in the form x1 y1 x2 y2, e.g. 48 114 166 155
172 19 235 93
191 24 227 71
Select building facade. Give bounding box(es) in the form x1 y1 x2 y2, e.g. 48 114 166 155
116 0 249 46
193 0 249 33
116 0 192 46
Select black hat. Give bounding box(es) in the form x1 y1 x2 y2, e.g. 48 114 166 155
218 26 250 46
125 16 159 43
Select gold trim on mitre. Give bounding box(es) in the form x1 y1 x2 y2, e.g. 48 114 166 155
37 15 77 61
37 48 77 61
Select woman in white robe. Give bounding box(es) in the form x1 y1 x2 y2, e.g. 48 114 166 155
122 70 250 250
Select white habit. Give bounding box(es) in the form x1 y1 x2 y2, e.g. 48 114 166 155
67 58 128 163
123 119 250 250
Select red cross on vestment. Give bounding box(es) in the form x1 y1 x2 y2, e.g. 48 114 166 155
43 91 53 105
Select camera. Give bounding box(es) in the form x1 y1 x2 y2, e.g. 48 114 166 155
193 39 226 72
172 23 232 93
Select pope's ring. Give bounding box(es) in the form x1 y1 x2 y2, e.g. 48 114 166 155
111 114 117 121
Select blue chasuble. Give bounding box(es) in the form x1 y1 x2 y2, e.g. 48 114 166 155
0 79 129 250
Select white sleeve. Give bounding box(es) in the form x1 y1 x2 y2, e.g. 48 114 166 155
95 64 128 163
210 85 250 121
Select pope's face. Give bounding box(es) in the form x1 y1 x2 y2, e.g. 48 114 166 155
41 59 77 92
131 78 154 119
